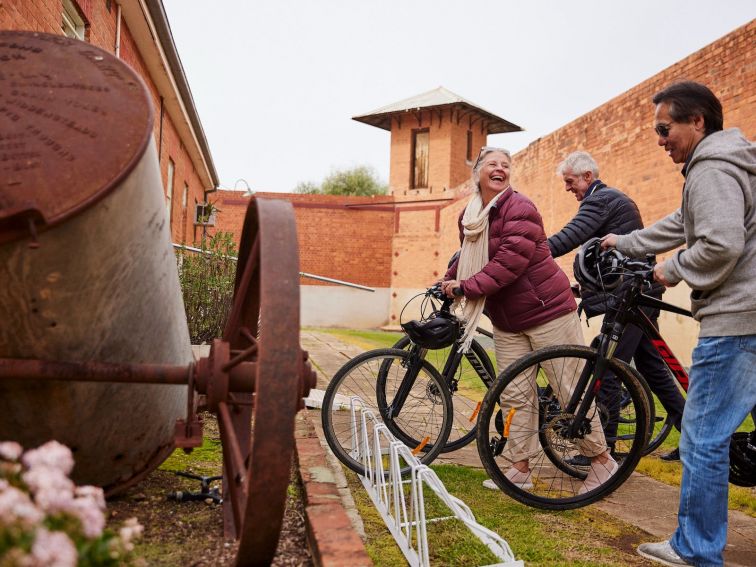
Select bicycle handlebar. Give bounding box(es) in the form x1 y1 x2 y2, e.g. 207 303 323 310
428 283 462 300
599 248 656 284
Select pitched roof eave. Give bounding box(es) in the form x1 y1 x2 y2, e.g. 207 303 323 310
121 0 219 189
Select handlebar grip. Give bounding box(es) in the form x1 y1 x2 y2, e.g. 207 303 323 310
453 287 463 297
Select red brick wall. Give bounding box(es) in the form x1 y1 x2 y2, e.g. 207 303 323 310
213 191 395 288
0 0 210 245
512 20 755 274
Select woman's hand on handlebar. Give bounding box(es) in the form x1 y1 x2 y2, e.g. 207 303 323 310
441 279 462 298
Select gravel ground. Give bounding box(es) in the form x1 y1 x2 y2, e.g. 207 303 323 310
107 415 313 566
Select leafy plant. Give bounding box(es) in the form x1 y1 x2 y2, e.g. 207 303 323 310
177 232 238 344
195 200 218 225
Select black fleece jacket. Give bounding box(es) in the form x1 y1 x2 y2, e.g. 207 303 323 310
548 181 660 316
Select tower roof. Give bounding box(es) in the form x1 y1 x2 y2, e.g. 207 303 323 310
352 86 523 134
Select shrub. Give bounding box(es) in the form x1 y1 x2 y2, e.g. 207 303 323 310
177 232 238 344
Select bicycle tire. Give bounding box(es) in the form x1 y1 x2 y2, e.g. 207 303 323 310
321 348 453 476
392 333 496 452
476 345 649 510
625 377 675 455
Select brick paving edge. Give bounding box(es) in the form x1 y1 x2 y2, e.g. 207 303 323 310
295 411 373 567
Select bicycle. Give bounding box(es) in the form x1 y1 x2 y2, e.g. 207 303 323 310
476 241 659 509
386 283 657 471
390 286 497 452
321 283 498 474
320 290 456 475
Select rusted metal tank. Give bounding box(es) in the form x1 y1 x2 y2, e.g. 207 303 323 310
0 31 191 493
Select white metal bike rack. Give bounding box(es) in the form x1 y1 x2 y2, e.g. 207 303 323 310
349 397 523 567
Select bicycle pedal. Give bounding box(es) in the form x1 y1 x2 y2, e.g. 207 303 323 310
489 436 507 457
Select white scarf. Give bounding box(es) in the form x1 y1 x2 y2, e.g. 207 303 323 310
456 186 510 352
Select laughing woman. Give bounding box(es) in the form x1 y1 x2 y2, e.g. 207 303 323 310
442 147 617 493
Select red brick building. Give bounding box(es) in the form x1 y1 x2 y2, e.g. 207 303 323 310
1 0 219 244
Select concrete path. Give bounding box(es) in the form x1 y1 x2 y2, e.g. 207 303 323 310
301 329 756 566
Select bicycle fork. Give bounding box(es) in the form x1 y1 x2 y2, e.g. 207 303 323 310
565 327 621 439
385 347 427 420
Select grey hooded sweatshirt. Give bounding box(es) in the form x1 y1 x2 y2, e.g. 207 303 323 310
615 128 756 337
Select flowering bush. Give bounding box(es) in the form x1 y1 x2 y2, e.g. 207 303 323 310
0 440 143 567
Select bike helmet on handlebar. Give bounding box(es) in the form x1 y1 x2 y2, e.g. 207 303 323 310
574 237 624 293
401 312 460 350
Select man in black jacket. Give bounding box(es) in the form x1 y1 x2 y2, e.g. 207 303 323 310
548 151 685 462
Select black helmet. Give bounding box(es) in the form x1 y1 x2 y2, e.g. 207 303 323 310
401 313 460 349
729 431 756 487
574 237 624 293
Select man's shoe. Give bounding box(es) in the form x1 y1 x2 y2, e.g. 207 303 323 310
564 454 590 467
660 447 680 461
578 455 618 494
637 540 692 566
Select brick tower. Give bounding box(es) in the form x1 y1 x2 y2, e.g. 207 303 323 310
353 86 522 196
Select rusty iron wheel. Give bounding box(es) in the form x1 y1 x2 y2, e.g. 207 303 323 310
216 198 302 566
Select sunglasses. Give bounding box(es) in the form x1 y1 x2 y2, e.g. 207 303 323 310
474 146 511 169
654 122 673 138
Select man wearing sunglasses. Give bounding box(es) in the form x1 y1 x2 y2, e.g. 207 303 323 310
603 81 756 567
548 151 686 465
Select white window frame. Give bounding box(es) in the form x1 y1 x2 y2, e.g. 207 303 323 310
62 0 86 41
166 159 175 227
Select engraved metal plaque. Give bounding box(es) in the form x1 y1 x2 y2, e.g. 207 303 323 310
0 31 153 244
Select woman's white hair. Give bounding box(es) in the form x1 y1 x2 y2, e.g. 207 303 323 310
556 151 599 178
472 147 512 189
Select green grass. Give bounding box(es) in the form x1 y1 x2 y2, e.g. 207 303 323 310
346 463 649 566
159 437 223 476
312 327 403 351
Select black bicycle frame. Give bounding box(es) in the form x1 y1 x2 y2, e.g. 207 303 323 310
564 278 693 436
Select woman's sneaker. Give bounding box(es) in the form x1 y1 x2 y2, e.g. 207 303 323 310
579 456 618 494
482 467 534 491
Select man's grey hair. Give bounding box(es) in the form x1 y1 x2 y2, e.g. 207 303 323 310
556 151 599 178
472 147 512 189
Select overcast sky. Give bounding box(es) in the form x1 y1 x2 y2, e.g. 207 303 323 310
161 1 753 193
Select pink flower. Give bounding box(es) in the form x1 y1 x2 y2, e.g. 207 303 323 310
29 528 77 567
22 468 74 513
21 442 74 476
74 485 106 511
119 517 144 548
0 441 23 462
67 497 105 539
0 482 44 527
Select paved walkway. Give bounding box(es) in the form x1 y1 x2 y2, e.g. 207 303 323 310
301 329 756 566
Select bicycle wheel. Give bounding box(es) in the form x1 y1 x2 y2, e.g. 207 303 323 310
537 356 655 478
623 381 674 455
392 334 496 452
477 345 648 510
321 348 453 476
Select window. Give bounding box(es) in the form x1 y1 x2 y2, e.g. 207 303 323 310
466 130 473 162
166 159 175 226
61 0 86 41
411 129 429 189
182 182 189 209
